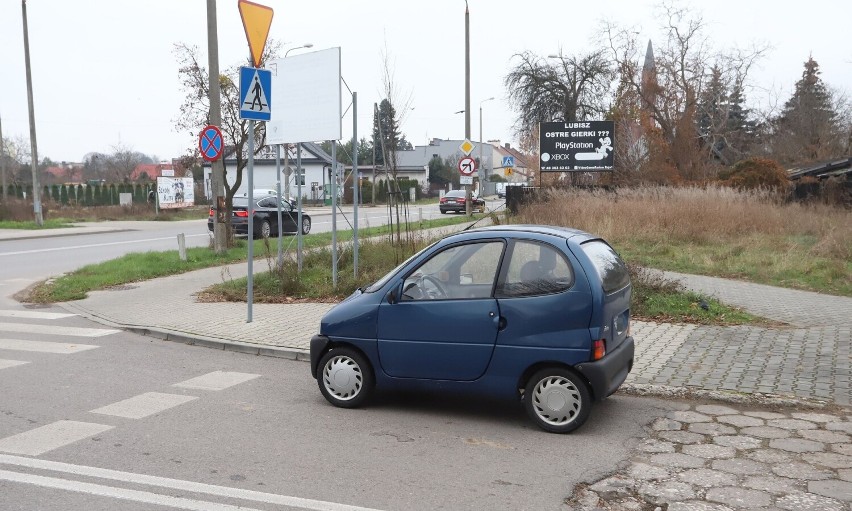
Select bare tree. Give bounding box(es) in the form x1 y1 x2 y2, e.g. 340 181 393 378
105 143 144 183
173 41 280 239
505 49 613 144
604 3 766 181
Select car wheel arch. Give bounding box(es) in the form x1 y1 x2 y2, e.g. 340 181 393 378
318 341 376 382
517 362 594 401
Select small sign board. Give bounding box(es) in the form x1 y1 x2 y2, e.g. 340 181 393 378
156 177 195 209
539 121 614 171
199 125 224 162
459 175 473 185
459 139 475 156
238 0 274 68
502 156 515 168
240 67 272 121
458 156 476 176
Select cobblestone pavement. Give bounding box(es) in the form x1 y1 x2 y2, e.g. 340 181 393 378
569 402 852 511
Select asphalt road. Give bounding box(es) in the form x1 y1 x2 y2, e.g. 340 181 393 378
0 305 675 511
0 198 682 510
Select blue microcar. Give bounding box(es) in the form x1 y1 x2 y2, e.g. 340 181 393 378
310 225 635 433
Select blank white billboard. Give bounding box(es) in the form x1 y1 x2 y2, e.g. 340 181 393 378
267 47 342 144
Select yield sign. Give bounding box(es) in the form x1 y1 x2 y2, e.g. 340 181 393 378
458 156 476 176
238 0 274 68
199 125 224 162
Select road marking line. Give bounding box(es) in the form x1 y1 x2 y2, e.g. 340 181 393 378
0 454 384 511
0 310 76 320
0 359 30 370
0 338 99 354
0 234 210 257
0 322 119 337
0 469 265 511
173 371 261 391
0 421 113 456
90 392 198 419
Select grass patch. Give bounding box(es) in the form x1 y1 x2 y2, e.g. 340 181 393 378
0 219 77 229
516 186 852 297
21 214 482 303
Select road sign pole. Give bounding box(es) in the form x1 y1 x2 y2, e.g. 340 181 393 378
246 120 255 323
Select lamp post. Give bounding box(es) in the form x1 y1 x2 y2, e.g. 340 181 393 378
285 43 313 57
479 97 494 194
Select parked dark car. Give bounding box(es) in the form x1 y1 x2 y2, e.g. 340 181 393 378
310 225 634 433
208 196 311 237
439 190 485 214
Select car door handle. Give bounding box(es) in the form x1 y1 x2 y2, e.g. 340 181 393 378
497 316 507 331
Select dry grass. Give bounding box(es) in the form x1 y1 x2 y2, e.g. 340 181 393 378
517 186 851 295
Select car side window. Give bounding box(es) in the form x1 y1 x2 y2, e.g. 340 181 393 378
258 198 276 208
496 240 574 298
401 241 503 301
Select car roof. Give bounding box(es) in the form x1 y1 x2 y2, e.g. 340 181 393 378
451 224 596 243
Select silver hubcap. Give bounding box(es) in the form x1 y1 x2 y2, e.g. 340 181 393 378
322 355 362 401
302 218 311 233
531 376 581 426
261 222 270 237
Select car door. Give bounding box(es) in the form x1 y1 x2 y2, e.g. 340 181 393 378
279 199 298 232
376 240 504 381
493 239 593 361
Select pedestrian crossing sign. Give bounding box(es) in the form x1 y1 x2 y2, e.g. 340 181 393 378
239 67 272 121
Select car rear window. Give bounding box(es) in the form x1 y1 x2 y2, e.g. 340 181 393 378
580 240 630 293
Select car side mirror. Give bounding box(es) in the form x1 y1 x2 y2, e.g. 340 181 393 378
386 288 398 305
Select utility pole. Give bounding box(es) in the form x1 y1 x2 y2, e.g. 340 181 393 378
207 0 226 252
21 0 42 225
464 1 472 217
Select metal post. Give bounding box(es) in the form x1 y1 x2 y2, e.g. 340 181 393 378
0 115 6 202
464 1 472 217
352 92 359 278
296 144 303 271
275 144 283 266
206 0 226 252
331 141 338 289
283 143 290 204
246 120 255 323
479 105 483 195
21 0 42 225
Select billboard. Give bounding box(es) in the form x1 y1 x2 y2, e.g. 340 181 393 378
157 177 195 209
539 121 614 171
267 48 342 144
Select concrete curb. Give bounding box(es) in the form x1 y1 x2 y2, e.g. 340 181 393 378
59 301 311 362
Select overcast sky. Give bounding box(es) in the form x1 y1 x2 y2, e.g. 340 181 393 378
1 0 849 163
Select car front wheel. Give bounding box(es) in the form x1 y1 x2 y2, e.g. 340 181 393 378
301 216 311 235
317 347 375 408
523 367 591 433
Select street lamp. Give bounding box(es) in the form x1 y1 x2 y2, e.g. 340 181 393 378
479 97 495 192
285 43 313 57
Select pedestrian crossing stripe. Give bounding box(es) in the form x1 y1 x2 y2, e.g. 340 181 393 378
239 66 272 121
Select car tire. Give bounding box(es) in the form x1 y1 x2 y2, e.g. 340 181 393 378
301 216 311 235
440 210 447 214
258 220 271 238
523 367 591 434
317 347 375 408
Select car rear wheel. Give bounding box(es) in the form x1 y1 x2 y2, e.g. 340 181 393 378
440 210 447 214
317 347 374 408
301 216 311 235
524 367 591 433
258 220 271 238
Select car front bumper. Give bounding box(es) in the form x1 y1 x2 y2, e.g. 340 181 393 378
310 334 331 378
575 336 634 401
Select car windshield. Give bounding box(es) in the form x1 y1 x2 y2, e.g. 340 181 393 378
363 240 439 293
445 191 464 198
